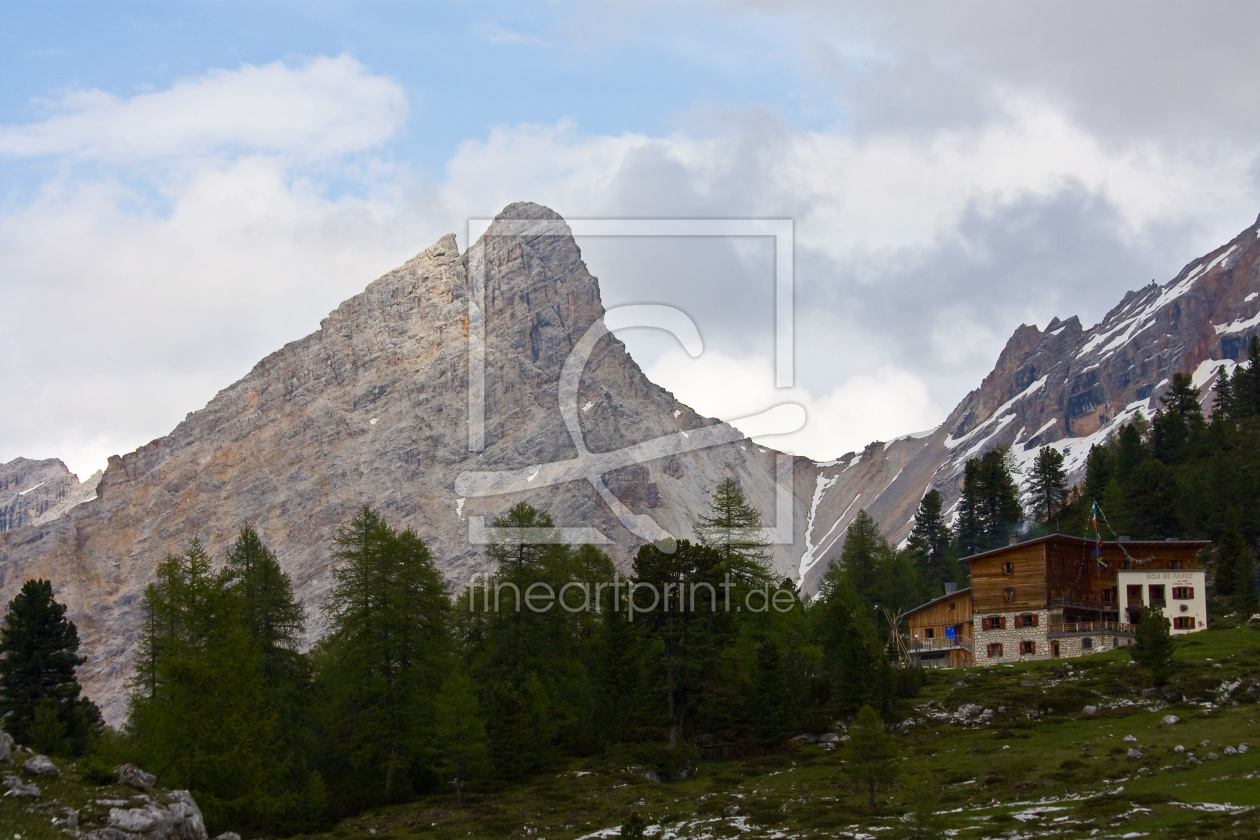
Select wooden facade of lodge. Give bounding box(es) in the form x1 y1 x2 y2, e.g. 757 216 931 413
900 535 1209 668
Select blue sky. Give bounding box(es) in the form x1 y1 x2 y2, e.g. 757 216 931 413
4 1 1260 477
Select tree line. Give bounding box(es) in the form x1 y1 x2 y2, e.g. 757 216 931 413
0 479 929 834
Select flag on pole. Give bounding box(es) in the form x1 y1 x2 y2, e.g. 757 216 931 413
1091 500 1107 568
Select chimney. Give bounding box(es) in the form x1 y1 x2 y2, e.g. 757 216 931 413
1008 531 1019 546
944 582 958 595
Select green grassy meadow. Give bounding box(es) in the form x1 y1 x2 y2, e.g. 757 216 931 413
4 625 1258 840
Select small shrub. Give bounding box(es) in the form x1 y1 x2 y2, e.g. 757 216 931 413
82 757 118 786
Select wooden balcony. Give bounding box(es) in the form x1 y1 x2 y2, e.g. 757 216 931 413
1048 596 1117 612
908 637 973 653
1046 621 1134 637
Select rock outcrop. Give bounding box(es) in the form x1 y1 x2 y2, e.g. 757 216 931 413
3 202 1259 723
0 458 100 532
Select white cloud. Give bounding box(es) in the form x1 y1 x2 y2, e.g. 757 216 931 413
5 50 1260 479
643 347 941 460
0 55 406 161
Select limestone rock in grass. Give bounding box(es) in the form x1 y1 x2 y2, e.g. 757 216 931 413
23 753 59 777
108 790 207 840
1127 748 1143 760
213 833 242 840
0 728 9 763
1123 735 1137 742
1173 744 1186 753
117 763 157 791
1162 714 1181 725
85 829 138 840
723 806 740 816
1225 745 1238 755
1239 743 1249 754
3 773 40 797
1082 705 1098 716
818 732 840 745
1207 752 1220 760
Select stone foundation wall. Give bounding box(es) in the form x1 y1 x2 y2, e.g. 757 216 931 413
973 609 1050 665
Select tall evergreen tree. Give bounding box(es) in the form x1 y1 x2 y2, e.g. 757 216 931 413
315 507 451 809
842 705 899 810
839 509 885 601
1027 446 1068 528
954 461 986 557
1235 336 1260 417
1082 444 1114 506
127 540 283 832
0 579 100 755
1212 365 1236 422
431 672 490 804
1132 606 1175 685
906 490 954 588
813 563 894 715
695 477 772 579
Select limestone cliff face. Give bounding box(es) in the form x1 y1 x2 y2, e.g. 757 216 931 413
0 459 100 533
0 203 812 723
5 203 1260 723
797 214 1260 592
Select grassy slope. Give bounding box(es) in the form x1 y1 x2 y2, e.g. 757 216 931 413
288 626 1260 840
0 757 179 839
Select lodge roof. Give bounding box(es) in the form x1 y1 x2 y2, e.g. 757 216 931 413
959 533 1211 565
897 587 972 622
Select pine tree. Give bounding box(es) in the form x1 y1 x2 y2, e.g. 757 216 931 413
1236 336 1260 417
695 477 772 580
842 705 899 810
839 509 885 601
1114 418 1148 484
977 447 1023 545
1082 444 1114 506
431 672 490 804
906 490 953 587
1027 446 1068 528
813 565 894 715
954 461 986 557
1212 365 1235 422
1132 606 1175 685
0 579 100 755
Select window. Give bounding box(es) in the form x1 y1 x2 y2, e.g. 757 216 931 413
1173 616 1196 630
925 628 935 639
1127 584 1143 603
982 616 1007 631
1020 640 1036 655
1002 562 1014 575
1148 584 1166 606
1082 637 1093 650
1172 586 1194 600
987 643 1004 658
948 602 956 611
1019 613 1039 628
1004 588 1016 602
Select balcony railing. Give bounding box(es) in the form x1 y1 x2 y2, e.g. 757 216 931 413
908 637 973 653
1046 621 1134 636
1048 596 1117 612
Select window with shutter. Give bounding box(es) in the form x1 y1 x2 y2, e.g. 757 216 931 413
1031 614 1039 627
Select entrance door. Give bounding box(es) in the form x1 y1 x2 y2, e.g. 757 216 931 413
1051 640 1061 659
